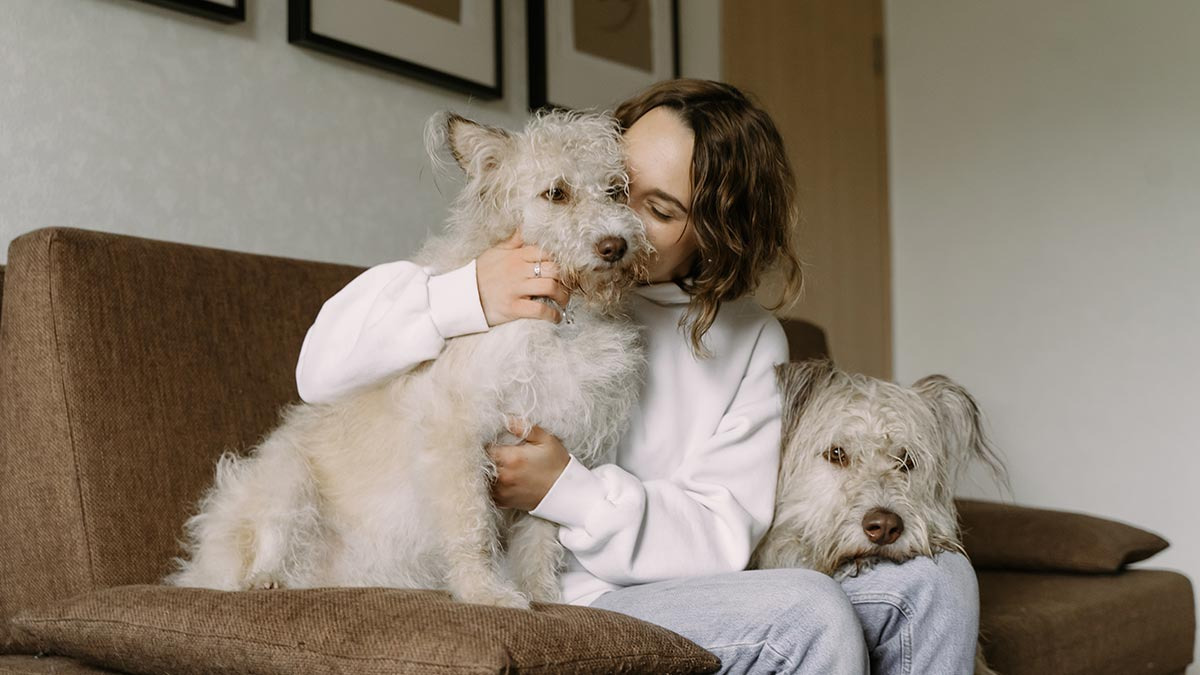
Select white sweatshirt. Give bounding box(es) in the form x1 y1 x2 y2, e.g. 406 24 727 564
295 260 787 607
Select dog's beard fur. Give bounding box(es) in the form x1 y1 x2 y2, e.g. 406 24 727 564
752 358 1006 577
558 257 651 316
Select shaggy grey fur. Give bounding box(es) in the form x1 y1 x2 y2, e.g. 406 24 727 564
752 358 1006 673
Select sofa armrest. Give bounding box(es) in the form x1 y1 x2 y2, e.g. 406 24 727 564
956 499 1169 573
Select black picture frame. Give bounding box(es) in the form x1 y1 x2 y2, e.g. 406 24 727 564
528 0 679 111
138 0 246 24
288 0 503 100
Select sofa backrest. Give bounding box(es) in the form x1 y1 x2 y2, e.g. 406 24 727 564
0 228 361 623
778 317 829 363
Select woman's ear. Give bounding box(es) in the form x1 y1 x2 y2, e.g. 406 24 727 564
445 113 513 179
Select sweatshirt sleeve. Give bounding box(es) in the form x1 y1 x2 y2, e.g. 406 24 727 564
528 318 788 585
295 259 489 404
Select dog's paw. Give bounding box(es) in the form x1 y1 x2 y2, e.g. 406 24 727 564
243 572 285 591
458 585 532 610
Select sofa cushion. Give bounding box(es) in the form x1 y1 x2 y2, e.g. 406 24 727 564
9 585 720 675
0 228 362 629
978 569 1194 675
957 499 1169 573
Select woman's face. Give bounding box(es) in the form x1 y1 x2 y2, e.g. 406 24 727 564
623 106 699 284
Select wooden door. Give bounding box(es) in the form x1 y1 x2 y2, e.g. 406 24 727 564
725 0 891 379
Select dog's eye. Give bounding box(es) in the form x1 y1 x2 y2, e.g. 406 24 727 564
542 185 570 203
606 183 628 204
897 448 916 472
823 446 848 467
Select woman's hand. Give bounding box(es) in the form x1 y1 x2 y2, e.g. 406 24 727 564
487 419 570 511
476 232 571 326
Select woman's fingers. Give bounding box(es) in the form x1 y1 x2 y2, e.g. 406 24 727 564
505 417 530 439
521 424 553 445
476 233 570 327
518 244 549 262
516 252 561 280
497 231 525 249
520 278 571 309
512 298 561 323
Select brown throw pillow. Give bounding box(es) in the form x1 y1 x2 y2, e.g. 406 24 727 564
9 585 720 675
957 499 1169 573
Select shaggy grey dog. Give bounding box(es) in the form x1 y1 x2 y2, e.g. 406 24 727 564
167 110 649 609
751 358 1005 674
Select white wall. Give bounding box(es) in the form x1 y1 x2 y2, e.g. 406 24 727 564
887 0 1200 668
0 0 720 266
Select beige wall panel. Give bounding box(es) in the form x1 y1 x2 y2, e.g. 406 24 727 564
724 0 891 378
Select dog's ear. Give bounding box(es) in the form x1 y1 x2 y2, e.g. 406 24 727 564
444 113 513 178
912 375 1007 486
775 358 836 439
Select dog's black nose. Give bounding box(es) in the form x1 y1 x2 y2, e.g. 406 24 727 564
862 509 904 546
595 236 627 263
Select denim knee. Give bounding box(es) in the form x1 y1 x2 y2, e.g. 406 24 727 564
841 551 979 637
899 552 979 624
760 569 865 668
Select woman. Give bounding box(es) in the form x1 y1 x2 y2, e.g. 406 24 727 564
296 79 979 674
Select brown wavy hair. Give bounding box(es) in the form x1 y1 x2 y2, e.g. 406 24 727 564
615 79 803 356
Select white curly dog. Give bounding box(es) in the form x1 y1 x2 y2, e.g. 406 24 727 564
167 110 650 609
751 357 1006 674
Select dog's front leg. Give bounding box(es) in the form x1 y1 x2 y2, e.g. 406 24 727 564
507 512 564 603
425 399 530 609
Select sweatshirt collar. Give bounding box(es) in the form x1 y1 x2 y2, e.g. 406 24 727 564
633 279 693 305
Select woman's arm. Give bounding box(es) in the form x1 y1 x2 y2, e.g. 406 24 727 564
295 259 488 404
296 233 572 404
527 318 788 584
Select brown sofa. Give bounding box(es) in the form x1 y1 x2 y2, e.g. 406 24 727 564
0 227 1193 674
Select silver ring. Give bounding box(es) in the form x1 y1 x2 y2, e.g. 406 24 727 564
533 261 542 278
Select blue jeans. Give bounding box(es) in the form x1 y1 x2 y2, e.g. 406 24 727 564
589 552 979 675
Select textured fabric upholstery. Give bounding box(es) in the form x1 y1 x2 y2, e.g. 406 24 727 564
778 317 830 362
979 569 1195 675
10 585 719 675
0 228 362 633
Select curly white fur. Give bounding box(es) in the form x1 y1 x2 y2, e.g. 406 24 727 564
166 110 649 609
750 358 1007 674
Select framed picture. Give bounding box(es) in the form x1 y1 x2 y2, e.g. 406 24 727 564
288 0 502 100
138 0 245 23
528 0 679 111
